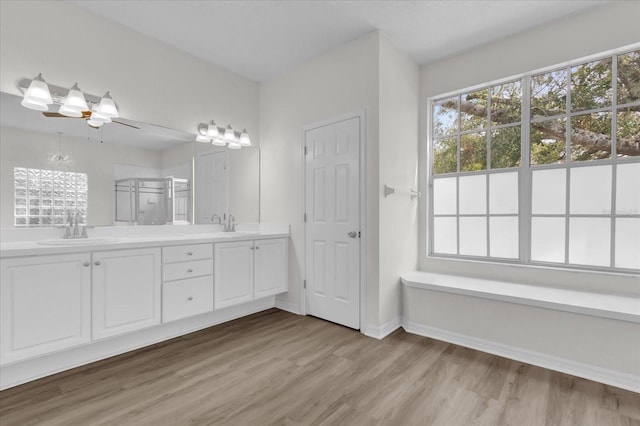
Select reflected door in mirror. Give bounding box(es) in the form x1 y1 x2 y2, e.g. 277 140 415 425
195 152 227 224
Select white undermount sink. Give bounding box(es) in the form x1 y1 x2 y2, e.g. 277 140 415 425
215 231 260 237
37 238 119 246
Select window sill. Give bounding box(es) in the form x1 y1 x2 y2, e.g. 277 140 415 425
401 271 640 324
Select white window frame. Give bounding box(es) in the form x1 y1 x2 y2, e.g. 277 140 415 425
427 44 640 274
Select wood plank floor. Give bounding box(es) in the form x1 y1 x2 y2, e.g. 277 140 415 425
1 309 638 425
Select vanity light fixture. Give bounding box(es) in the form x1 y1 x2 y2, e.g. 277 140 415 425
223 125 236 143
59 83 89 116
239 129 251 147
21 73 53 111
195 121 251 149
207 120 220 139
95 91 119 118
195 134 212 143
19 74 120 129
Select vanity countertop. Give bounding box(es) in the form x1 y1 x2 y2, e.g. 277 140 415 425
0 228 289 258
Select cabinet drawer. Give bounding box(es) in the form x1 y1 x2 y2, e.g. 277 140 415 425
163 243 212 263
163 259 213 282
162 276 213 322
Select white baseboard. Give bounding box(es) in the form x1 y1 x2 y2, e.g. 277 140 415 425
402 319 640 393
274 298 301 315
0 297 275 390
363 317 402 340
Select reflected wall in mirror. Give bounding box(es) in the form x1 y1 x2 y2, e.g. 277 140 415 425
0 91 260 227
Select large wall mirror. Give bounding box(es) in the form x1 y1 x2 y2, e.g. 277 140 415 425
0 91 259 228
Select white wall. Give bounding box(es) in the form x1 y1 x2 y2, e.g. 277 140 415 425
413 1 640 388
260 32 381 325
260 31 421 332
0 1 259 143
0 126 162 227
378 36 420 327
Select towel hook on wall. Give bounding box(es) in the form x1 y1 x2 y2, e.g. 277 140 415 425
384 184 421 199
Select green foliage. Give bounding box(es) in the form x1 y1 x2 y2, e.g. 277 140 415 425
432 49 640 174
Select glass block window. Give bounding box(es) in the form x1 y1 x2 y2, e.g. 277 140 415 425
429 47 640 272
14 167 88 227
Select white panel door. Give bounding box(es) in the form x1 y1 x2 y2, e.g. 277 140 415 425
254 238 288 298
195 151 228 224
305 117 360 329
214 240 254 309
0 254 91 364
92 248 161 340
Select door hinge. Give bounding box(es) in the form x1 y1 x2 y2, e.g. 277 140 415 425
303 280 306 289
358 231 361 238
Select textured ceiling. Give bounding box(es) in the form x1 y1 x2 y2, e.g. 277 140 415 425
72 0 608 82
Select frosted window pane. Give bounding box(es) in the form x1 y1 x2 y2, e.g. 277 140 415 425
531 217 565 263
569 218 610 267
614 217 640 269
459 217 487 256
570 165 612 214
615 218 640 270
433 217 457 254
433 178 456 215
459 175 486 214
490 217 519 259
489 172 518 214
532 169 566 214
616 163 640 215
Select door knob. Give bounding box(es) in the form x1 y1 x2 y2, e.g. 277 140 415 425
348 231 357 239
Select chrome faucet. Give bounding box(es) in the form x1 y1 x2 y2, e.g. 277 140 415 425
224 214 235 232
210 213 222 225
63 209 88 239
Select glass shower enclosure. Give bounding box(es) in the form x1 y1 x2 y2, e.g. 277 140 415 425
115 177 191 225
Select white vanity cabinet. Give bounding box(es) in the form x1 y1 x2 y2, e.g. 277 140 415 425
214 238 288 309
254 238 288 298
0 254 91 364
92 247 161 340
162 243 214 323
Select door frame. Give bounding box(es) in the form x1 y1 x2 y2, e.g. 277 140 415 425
300 109 367 331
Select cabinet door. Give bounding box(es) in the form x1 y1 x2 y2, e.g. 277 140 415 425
0 254 91 364
254 238 288 298
92 247 161 340
214 240 254 309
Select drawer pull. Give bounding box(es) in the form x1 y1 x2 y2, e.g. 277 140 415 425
255 246 260 250
94 260 101 266
187 296 194 301
187 268 194 273
187 252 193 256
83 261 90 267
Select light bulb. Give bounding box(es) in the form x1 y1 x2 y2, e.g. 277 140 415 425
58 104 83 118
90 110 112 124
21 73 52 111
96 91 119 118
223 125 236 142
62 83 88 113
207 121 220 138
239 129 251 146
87 118 104 128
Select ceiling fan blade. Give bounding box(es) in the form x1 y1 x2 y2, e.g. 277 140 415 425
42 111 92 118
113 120 140 129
